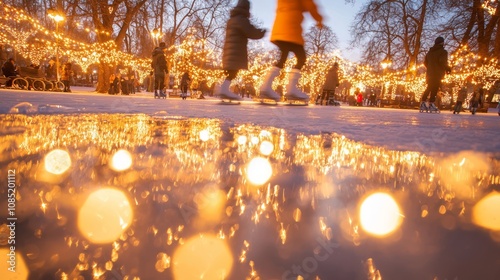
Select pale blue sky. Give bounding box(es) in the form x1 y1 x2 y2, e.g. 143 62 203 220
250 0 365 61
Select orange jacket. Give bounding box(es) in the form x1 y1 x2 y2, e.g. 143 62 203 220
270 0 323 46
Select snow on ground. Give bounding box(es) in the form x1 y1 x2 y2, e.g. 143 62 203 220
1 87 499 155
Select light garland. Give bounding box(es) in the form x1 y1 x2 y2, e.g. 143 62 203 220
2 1 500 100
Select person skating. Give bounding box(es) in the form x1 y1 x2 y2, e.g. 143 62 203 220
260 0 323 103
470 90 480 115
420 36 451 113
61 62 73 92
356 89 363 106
152 42 168 98
217 0 266 102
316 62 339 105
453 86 467 114
180 72 191 100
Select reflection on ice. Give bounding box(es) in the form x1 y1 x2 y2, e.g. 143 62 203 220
44 149 71 175
172 234 233 279
78 188 133 244
246 157 273 185
359 192 402 236
110 149 133 172
472 192 500 231
0 114 499 280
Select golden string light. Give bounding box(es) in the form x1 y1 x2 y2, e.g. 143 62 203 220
2 1 500 97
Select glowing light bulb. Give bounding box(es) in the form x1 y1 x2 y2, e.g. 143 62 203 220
44 149 71 175
246 157 273 185
78 188 133 244
359 192 402 236
173 234 233 279
110 149 133 171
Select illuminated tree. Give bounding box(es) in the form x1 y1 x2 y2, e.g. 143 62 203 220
350 0 440 72
440 0 500 62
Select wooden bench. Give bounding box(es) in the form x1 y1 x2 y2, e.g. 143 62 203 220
16 67 62 91
0 76 10 87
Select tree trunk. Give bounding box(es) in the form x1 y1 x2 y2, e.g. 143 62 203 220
406 0 427 76
96 62 113 93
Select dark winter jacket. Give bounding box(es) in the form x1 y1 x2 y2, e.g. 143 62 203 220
222 2 265 71
180 72 191 86
457 87 467 102
322 63 339 91
2 59 18 77
152 47 168 75
424 44 451 82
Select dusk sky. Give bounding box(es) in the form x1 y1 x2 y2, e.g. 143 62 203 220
250 0 365 61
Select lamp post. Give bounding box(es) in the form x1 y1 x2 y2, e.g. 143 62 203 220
380 59 392 100
48 9 64 81
151 28 161 47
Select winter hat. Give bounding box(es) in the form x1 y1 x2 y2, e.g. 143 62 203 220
236 0 250 10
435 36 445 45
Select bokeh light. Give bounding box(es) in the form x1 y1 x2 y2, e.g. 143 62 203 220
199 129 210 142
437 151 490 199
359 192 403 236
246 157 273 185
78 188 133 244
472 192 500 231
44 149 71 175
259 140 274 156
194 188 227 227
110 149 133 172
172 234 233 280
0 248 29 280
237 135 247 145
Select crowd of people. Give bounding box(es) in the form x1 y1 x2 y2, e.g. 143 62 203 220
108 72 139 95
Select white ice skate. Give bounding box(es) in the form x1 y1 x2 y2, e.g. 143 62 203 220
419 101 429 113
428 102 440 113
258 66 281 104
284 69 309 106
218 80 242 104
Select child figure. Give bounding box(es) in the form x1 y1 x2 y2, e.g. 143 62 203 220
453 87 467 114
180 72 191 100
316 62 339 105
259 0 323 102
217 0 266 100
61 62 72 92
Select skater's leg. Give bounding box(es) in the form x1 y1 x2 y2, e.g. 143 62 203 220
455 101 463 114
420 83 431 103
155 73 166 97
426 79 441 111
316 90 325 105
274 41 291 69
319 90 328 105
428 81 440 103
279 42 308 101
